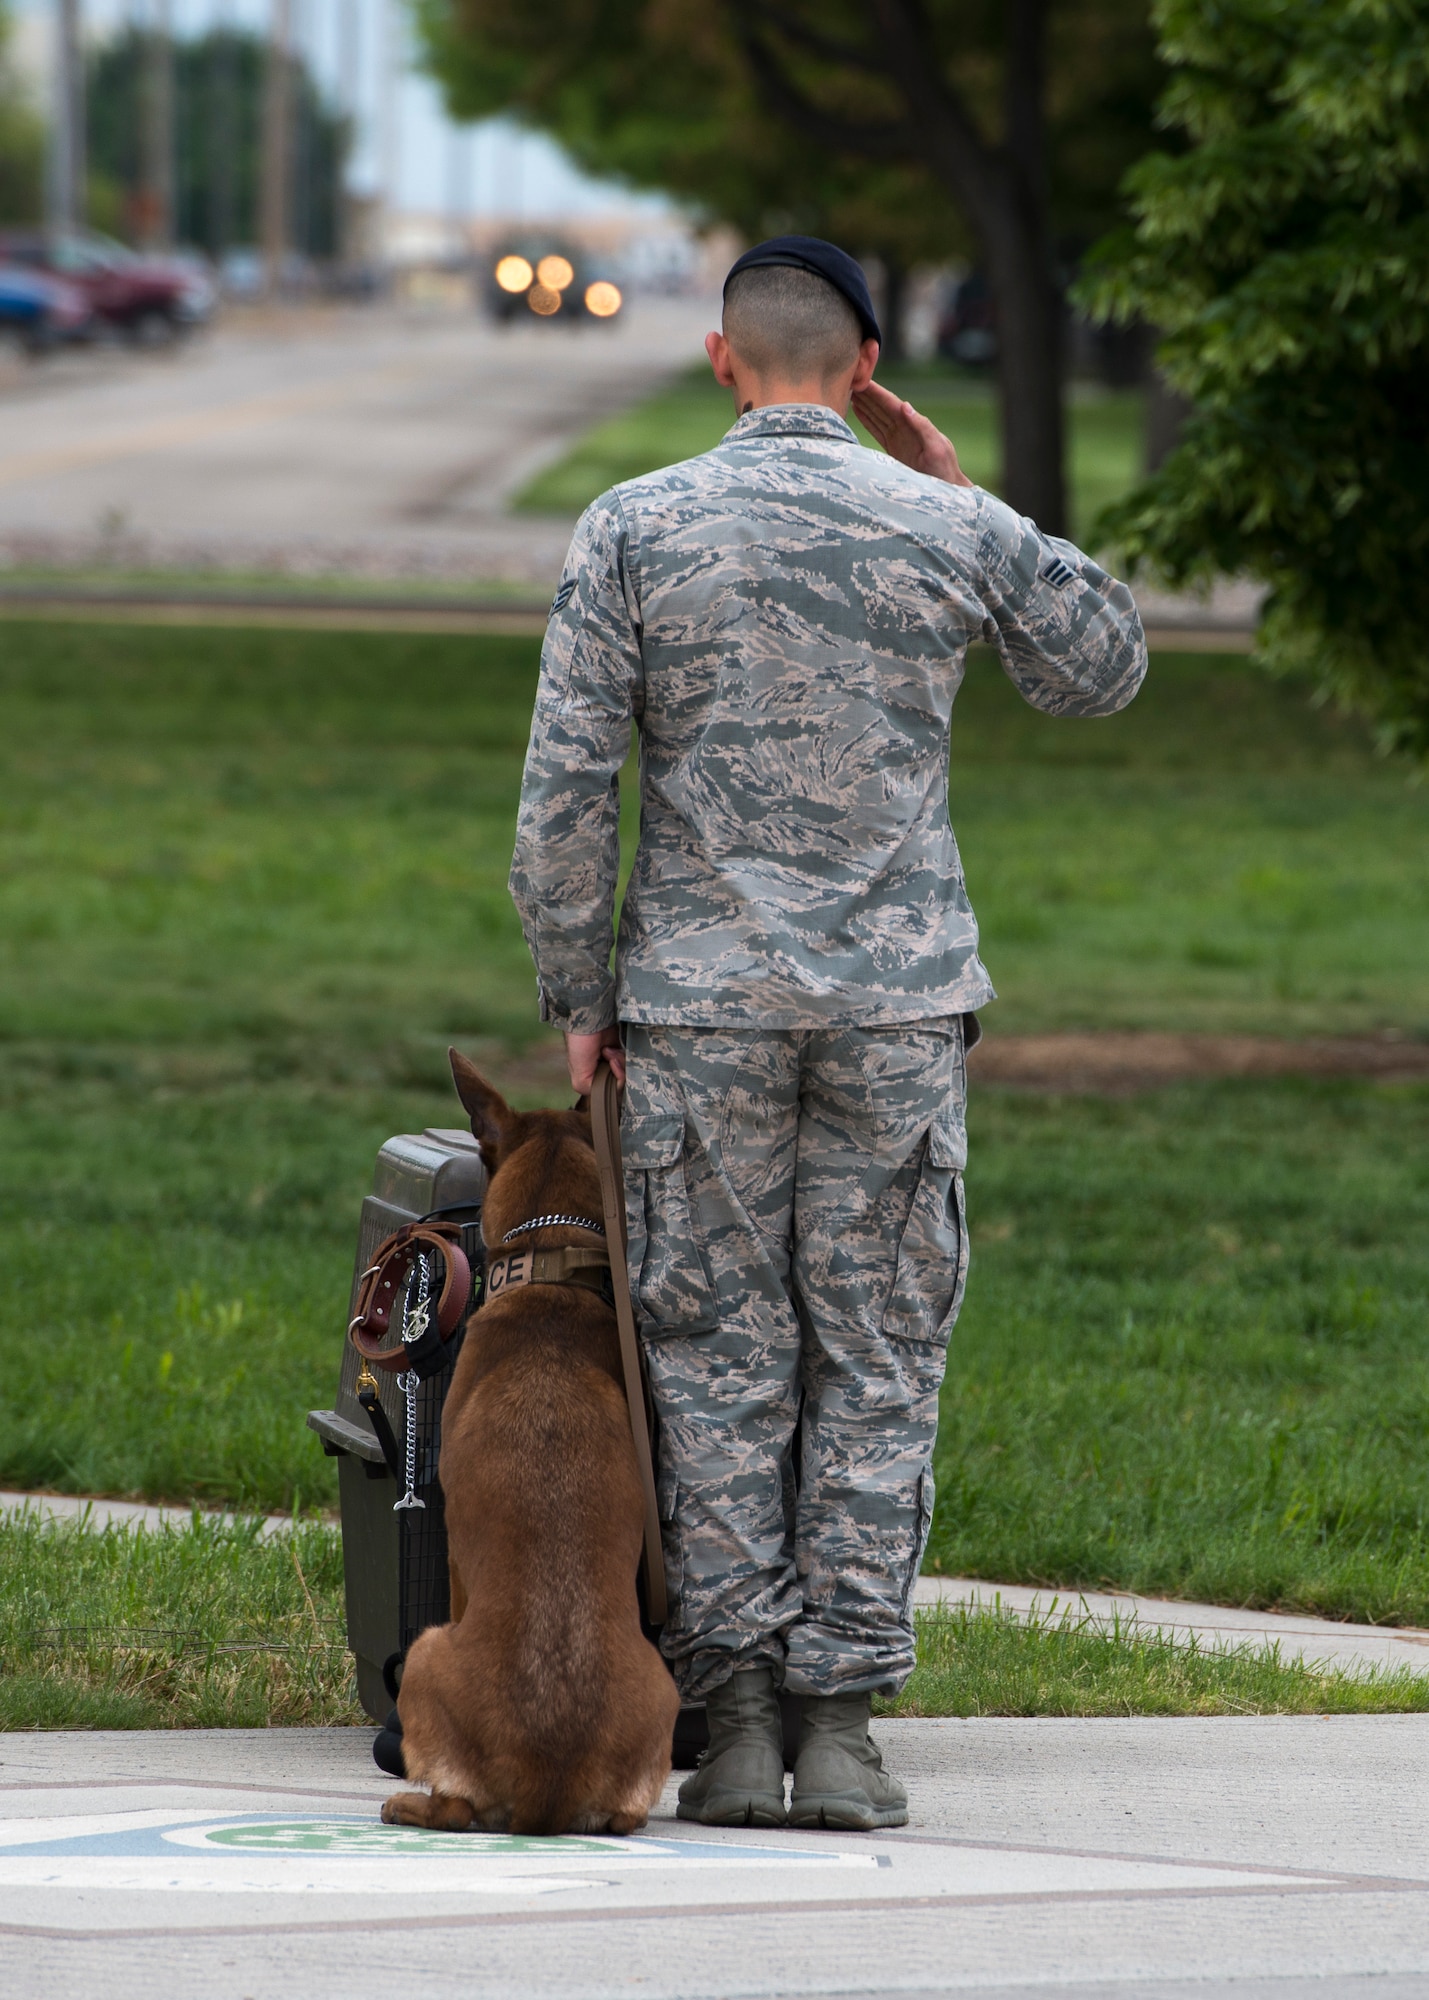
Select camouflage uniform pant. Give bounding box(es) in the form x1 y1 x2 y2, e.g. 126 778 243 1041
621 1018 971 1702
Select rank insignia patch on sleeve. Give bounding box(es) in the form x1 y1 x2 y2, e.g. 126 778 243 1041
551 577 577 613
1039 558 1075 589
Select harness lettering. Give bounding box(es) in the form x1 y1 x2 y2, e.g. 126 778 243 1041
486 1251 528 1294
481 1244 612 1302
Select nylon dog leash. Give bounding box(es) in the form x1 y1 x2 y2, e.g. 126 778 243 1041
591 1058 668 1627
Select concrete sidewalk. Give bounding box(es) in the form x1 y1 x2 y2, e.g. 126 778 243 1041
0 1489 305 1539
0 1718 1425 1998
914 1576 1429 1679
0 298 714 588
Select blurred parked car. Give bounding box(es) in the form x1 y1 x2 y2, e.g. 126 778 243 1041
0 263 92 351
219 247 265 300
0 229 214 342
936 271 997 366
483 240 623 326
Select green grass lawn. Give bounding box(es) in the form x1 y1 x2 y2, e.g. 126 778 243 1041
949 644 1429 1038
936 1079 1429 1626
0 1512 359 1728
885 1601 1429 1718
6 1515 1421 1728
514 363 1145 548
0 619 1426 1698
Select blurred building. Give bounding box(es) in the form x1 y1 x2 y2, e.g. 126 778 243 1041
7 0 704 295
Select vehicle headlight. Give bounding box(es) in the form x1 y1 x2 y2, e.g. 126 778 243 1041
495 255 534 293
536 255 574 292
584 281 622 318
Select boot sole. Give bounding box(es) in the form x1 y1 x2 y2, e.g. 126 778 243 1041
677 1794 787 1828
788 1795 908 1831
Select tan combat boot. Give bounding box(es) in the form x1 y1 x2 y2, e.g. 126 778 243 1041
676 1664 787 1827
788 1691 908 1829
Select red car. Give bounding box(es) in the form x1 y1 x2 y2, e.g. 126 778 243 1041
0 229 214 342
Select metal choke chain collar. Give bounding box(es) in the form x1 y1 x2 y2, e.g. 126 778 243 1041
502 1214 607 1242
394 1253 430 1513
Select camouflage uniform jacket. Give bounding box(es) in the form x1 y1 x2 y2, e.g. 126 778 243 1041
510 403 1147 1032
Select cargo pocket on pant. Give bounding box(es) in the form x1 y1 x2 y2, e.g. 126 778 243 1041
623 1112 720 1336
881 1101 969 1347
901 1468 935 1616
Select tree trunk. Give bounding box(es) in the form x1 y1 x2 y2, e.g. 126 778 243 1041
888 0 1066 527
985 215 1065 532
1145 361 1192 472
879 257 908 363
991 0 1064 533
732 0 1067 525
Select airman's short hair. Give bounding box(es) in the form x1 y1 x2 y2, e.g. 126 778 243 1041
722 265 863 380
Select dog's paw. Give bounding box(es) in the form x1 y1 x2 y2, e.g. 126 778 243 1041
381 1791 432 1826
427 1792 479 1831
383 1789 478 1831
566 1807 647 1836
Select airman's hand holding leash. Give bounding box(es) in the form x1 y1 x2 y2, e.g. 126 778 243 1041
566 1027 626 1093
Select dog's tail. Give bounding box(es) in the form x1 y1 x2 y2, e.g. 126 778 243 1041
506 1764 580 1838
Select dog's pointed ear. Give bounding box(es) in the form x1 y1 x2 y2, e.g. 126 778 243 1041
449 1047 517 1168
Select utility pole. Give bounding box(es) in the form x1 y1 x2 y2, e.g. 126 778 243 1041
47 0 85 233
261 0 291 294
289 0 309 264
379 0 400 267
336 0 360 266
445 123 470 261
209 1 236 259
138 0 174 250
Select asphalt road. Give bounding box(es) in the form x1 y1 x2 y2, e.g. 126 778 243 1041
1 1719 1425 1998
0 303 1262 647
0 296 717 586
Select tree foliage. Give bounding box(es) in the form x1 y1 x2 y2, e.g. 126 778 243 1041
1080 0 1429 757
418 0 1154 251
0 0 44 225
88 27 346 256
415 0 967 271
416 1 1160 511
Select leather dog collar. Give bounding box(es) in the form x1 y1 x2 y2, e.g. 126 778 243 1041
349 1221 472 1374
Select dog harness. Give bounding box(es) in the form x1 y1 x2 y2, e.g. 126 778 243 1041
483 1216 612 1303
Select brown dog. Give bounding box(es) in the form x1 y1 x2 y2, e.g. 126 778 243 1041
380 1048 678 1836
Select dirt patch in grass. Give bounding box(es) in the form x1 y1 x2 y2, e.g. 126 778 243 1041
474 1031 1429 1108
968 1031 1429 1094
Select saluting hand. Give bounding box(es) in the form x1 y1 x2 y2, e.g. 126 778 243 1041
852 381 973 488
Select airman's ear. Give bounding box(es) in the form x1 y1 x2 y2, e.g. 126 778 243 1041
448 1047 517 1169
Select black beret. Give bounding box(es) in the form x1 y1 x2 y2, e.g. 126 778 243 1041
723 235 881 347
